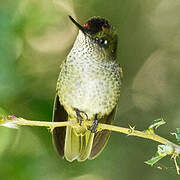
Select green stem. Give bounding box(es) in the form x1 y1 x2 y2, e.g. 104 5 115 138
1 116 180 154
1 116 180 174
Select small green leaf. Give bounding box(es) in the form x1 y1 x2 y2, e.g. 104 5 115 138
145 119 166 134
145 153 164 166
145 144 174 166
146 118 166 134
148 118 166 130
171 128 180 142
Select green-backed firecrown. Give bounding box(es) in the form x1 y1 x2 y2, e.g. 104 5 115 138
52 16 122 162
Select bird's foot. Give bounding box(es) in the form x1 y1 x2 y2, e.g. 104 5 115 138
74 108 88 125
88 114 99 133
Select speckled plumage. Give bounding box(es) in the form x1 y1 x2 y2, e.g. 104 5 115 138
57 30 121 122
53 16 122 162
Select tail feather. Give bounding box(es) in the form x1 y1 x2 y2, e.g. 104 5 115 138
78 132 94 161
64 126 94 162
64 126 80 162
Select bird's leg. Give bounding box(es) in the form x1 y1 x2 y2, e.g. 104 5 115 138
74 108 82 125
74 108 88 125
88 114 99 133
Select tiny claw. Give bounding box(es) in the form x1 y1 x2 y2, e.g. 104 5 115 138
74 108 88 125
88 124 98 133
74 108 83 125
88 114 98 133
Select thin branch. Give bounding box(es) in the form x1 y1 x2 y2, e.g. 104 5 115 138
0 115 180 174
1 116 180 153
98 123 179 149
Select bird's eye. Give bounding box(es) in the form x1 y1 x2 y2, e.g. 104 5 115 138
99 38 105 44
98 38 108 47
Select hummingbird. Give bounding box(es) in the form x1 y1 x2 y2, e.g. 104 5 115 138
52 16 122 162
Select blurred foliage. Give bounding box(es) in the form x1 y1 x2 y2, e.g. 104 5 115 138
0 0 180 179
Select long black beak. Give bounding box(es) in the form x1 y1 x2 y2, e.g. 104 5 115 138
69 16 87 34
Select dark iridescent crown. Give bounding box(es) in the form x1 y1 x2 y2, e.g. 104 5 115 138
83 17 111 34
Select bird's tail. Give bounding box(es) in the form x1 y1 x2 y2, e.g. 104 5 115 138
64 126 95 162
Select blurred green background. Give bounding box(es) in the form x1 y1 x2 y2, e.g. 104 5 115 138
0 0 180 179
